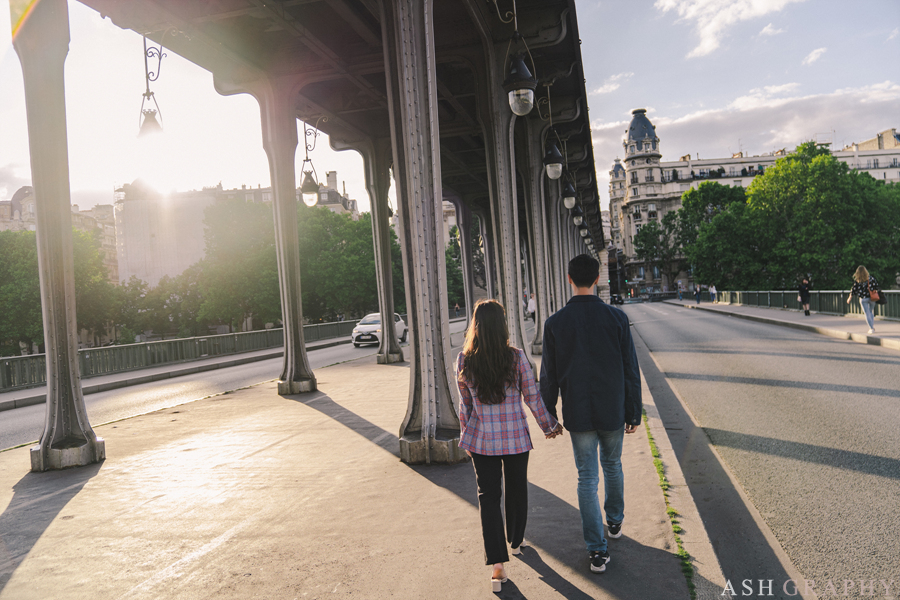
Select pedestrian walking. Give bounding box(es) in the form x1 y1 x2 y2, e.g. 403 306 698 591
677 282 683 302
456 299 562 592
454 302 460 317
694 285 701 304
709 284 717 303
540 254 642 574
847 266 880 334
526 293 536 322
798 278 811 316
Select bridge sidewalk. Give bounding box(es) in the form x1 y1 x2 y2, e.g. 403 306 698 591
0 345 724 598
663 299 900 351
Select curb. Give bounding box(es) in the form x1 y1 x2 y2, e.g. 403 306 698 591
0 338 352 413
640 367 727 599
664 302 900 352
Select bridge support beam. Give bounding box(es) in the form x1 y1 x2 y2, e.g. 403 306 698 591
383 0 464 464
357 138 404 364
13 0 105 472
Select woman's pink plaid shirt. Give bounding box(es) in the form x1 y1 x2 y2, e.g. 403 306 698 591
456 348 559 456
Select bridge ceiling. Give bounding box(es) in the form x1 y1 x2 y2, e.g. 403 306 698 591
77 0 601 243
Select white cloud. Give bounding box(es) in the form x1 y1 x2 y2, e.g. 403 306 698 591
592 81 900 209
887 28 899 42
655 0 807 58
802 47 827 65
591 72 635 95
758 23 785 36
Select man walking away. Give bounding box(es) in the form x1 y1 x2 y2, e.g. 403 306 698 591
540 254 642 574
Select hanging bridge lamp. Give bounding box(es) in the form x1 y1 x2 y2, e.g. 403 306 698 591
138 36 166 137
299 117 328 207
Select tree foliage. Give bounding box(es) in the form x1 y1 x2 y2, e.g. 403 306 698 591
680 143 900 289
444 225 465 307
632 211 686 289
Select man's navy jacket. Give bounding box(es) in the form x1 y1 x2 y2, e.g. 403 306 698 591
540 295 642 432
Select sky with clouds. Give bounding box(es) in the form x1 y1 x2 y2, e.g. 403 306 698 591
1 0 898 212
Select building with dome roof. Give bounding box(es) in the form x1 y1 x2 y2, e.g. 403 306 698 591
608 110 900 297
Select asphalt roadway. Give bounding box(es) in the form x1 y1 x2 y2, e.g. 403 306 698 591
0 320 470 452
625 302 900 599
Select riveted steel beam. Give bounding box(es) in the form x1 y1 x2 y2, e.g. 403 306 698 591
383 0 464 465
332 136 404 364
215 73 317 395
13 0 106 471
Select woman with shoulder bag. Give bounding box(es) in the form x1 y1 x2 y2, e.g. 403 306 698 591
456 299 562 592
846 265 879 334
798 277 811 316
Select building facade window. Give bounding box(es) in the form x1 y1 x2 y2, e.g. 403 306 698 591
653 266 660 280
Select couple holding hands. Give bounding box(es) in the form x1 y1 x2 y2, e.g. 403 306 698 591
456 254 642 592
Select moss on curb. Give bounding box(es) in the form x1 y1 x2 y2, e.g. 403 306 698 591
644 408 696 599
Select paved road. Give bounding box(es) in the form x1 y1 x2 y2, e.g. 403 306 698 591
625 302 900 599
1 319 470 452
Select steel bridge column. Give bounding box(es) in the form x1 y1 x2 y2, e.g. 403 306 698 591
450 197 477 325
356 138 404 364
13 0 105 471
382 0 463 465
523 121 551 352
258 80 316 395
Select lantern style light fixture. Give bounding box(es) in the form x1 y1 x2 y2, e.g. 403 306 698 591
562 180 577 209
537 85 564 180
299 117 327 207
543 141 563 180
138 36 166 137
492 0 538 116
504 52 537 116
571 205 583 226
579 226 589 238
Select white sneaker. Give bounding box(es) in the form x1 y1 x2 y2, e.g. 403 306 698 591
868 329 875 334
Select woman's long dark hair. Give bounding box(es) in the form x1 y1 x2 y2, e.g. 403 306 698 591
459 299 516 405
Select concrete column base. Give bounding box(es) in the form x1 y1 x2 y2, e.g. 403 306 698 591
399 434 468 465
376 352 404 364
531 343 542 355
277 379 316 395
31 438 105 472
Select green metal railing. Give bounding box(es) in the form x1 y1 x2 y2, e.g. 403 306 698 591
713 290 899 320
0 319 363 393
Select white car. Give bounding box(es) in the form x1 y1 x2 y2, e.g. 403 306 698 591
351 313 408 347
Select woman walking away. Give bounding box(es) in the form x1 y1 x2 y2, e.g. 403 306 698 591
456 299 562 593
798 277 811 316
847 266 879 334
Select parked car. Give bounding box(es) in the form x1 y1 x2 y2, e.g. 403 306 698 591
351 313 408 347
610 294 624 305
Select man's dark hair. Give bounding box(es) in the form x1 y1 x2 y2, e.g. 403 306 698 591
568 254 600 288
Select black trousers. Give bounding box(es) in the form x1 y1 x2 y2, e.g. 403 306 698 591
470 451 530 565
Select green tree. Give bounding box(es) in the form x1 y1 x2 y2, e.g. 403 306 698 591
198 198 280 330
444 226 465 307
0 230 42 355
632 212 685 290
112 276 150 339
676 181 747 250
681 143 900 289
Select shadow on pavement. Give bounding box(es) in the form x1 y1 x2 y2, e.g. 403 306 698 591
632 332 799 599
0 462 102 593
704 428 900 481
297 385 689 599
664 371 900 398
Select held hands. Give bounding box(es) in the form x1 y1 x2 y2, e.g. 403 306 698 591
545 424 564 439
624 424 638 434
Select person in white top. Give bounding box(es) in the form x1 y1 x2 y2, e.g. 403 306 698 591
710 285 717 303
526 294 536 321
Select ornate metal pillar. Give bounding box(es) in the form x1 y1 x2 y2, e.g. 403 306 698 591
382 0 463 464
449 196 477 325
474 209 497 300
13 0 105 472
522 120 552 352
216 74 316 395
341 137 404 364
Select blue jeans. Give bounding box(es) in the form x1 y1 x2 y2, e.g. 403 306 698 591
570 428 625 553
860 298 876 330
